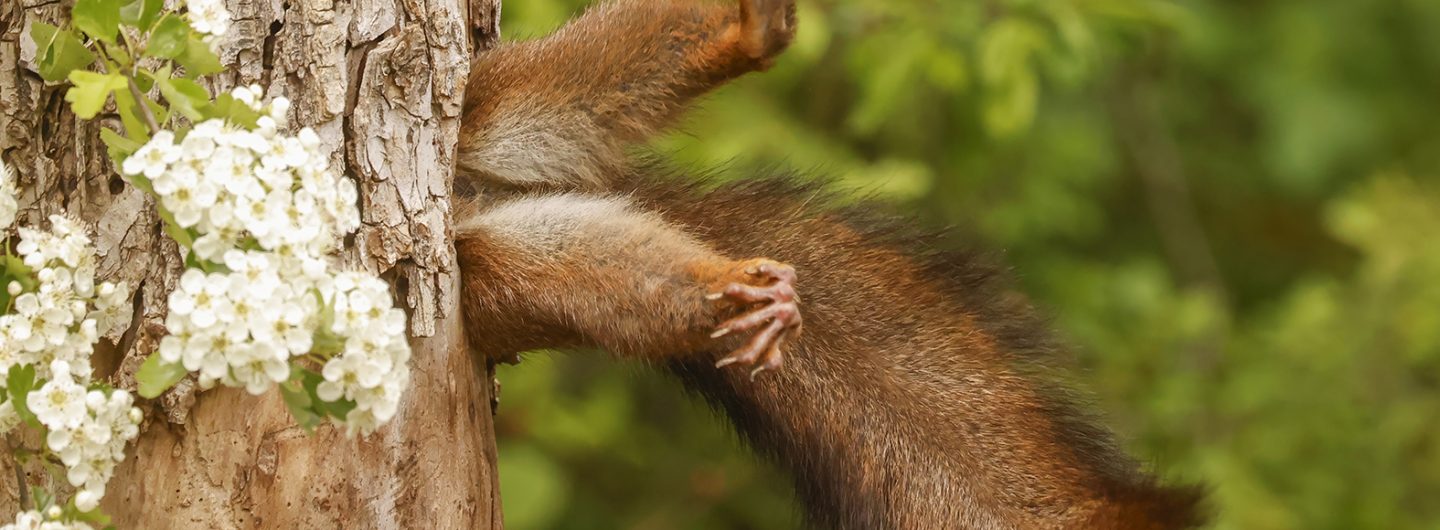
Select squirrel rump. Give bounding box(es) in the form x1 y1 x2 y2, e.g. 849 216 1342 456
452 1 1206 528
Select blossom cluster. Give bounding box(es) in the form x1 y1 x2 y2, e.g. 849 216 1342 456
0 168 142 516
317 272 411 435
28 362 142 511
0 216 132 380
3 0 409 525
0 509 93 530
132 87 409 436
122 93 358 264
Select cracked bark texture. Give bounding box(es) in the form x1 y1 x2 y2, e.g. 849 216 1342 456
0 0 503 527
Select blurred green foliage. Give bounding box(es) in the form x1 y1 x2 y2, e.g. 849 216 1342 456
492 1 1440 528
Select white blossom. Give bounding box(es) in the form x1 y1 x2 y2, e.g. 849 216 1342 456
89 282 132 338
253 286 314 354
0 510 94 530
268 97 291 124
340 408 380 438
159 174 219 228
16 217 90 270
73 490 100 513
0 158 17 229
29 365 86 430
167 269 233 330
0 402 19 434
185 0 231 36
229 342 291 395
119 130 179 179
190 227 242 263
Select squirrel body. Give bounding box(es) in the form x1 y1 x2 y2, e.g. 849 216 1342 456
453 1 1205 528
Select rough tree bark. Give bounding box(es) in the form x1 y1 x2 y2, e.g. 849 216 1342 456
0 0 503 527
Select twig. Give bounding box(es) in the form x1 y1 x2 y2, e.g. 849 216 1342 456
92 38 162 136
126 75 162 134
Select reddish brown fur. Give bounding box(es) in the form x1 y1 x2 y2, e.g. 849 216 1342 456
458 0 792 191
621 172 1206 529
453 193 786 362
453 1 1205 528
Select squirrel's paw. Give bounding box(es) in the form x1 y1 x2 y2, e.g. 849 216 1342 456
737 0 797 64
707 259 801 379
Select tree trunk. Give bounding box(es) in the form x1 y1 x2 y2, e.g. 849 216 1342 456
0 0 503 526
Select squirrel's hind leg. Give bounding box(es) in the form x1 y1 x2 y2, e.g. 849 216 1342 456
456 0 797 192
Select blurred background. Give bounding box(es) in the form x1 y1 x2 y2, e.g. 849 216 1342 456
491 0 1440 528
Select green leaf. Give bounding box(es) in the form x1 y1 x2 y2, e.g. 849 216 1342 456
125 173 154 195
27 22 58 52
146 15 189 59
119 0 163 30
73 0 123 43
2 255 36 290
105 43 133 68
65 71 128 119
310 328 344 356
155 75 211 121
135 352 188 398
156 206 196 248
112 88 149 142
175 36 223 78
63 498 113 527
100 128 143 162
318 395 358 420
0 255 36 310
112 78 168 141
0 279 10 313
183 250 226 273
30 487 52 513
212 93 261 129
280 372 323 431
314 288 336 337
132 68 155 92
6 364 39 428
32 26 96 83
147 89 170 124
300 370 357 419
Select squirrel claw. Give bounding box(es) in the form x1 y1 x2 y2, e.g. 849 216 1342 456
710 259 800 377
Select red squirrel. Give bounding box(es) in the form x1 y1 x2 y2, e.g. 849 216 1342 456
452 0 1206 528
